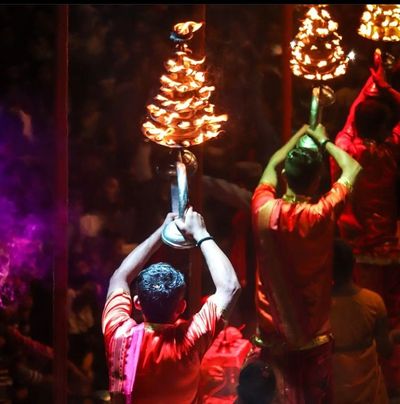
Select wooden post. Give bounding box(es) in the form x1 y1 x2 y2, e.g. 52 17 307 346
53 5 68 403
282 5 293 142
188 3 206 315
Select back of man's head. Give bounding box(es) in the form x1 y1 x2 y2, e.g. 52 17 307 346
333 239 354 287
355 98 398 142
284 147 323 195
136 262 186 323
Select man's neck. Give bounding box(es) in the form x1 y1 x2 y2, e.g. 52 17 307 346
283 187 311 203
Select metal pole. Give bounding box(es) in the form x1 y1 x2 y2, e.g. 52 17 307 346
188 3 206 315
282 5 293 142
53 5 68 403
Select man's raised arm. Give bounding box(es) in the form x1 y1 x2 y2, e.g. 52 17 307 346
106 213 177 298
175 207 241 318
259 124 310 187
308 124 362 188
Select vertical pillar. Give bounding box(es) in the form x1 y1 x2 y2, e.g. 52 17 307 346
282 5 293 142
53 5 68 404
188 4 206 315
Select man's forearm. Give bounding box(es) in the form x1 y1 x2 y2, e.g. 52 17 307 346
197 235 241 317
259 163 278 186
200 240 240 295
119 226 163 283
108 224 164 295
271 124 309 165
259 125 309 185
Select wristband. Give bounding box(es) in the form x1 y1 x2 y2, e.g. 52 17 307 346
196 236 214 247
320 139 332 150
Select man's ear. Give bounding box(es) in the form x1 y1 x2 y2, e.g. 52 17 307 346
133 295 142 311
177 299 187 316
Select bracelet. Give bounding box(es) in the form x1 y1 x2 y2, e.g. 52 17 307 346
196 236 214 247
320 139 332 150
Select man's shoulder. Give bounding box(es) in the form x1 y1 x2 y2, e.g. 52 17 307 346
358 288 385 304
102 288 135 338
353 288 386 314
252 183 278 215
254 182 276 193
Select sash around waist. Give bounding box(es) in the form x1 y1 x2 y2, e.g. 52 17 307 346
253 331 333 352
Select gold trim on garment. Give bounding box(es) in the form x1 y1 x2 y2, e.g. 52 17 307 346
297 333 333 351
282 194 311 204
252 332 333 352
337 177 353 192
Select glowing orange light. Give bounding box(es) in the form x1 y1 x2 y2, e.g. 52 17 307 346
358 4 400 41
142 21 227 148
173 21 203 37
290 5 348 81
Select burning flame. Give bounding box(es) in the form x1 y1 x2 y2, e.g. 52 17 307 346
358 4 400 42
290 5 348 81
173 21 203 36
142 21 227 148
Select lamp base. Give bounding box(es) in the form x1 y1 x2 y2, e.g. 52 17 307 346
296 134 320 151
161 221 196 249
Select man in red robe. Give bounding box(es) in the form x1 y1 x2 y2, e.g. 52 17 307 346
252 123 361 403
332 52 400 260
102 208 240 403
332 51 400 396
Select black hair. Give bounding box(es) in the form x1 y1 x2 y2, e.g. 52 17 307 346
136 262 186 323
237 360 276 404
333 238 355 287
284 147 323 195
355 98 398 142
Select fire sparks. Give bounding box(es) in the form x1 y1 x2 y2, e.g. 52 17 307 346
347 50 356 61
358 4 400 41
142 21 227 148
290 5 348 81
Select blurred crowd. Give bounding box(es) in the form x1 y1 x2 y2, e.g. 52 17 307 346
0 4 398 403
